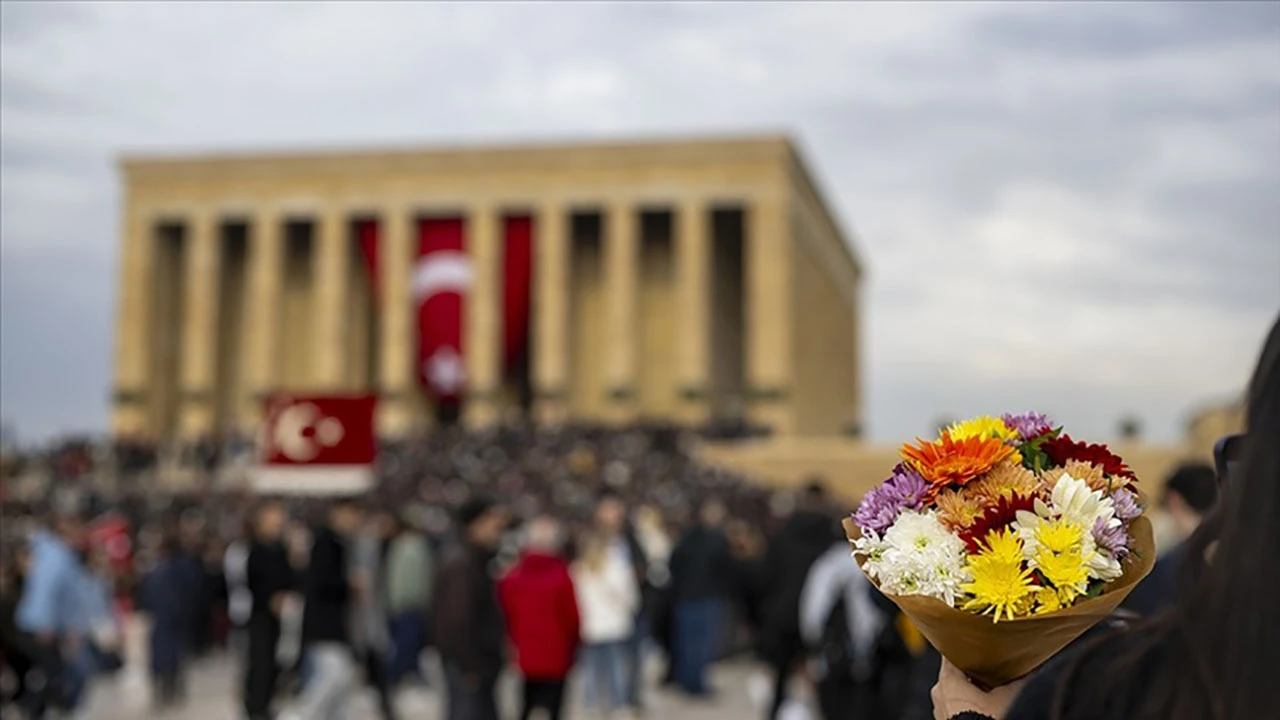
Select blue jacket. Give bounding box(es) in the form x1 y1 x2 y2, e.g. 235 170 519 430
16 530 85 635
74 572 115 635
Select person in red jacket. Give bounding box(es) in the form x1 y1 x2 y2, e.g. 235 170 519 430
498 516 581 720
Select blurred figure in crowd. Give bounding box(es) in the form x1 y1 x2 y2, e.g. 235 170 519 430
385 511 434 687
759 481 840 719
593 491 650 712
1124 462 1218 616
574 530 639 718
351 508 396 720
177 524 211 659
0 544 34 710
669 498 733 697
633 505 675 684
799 537 887 720
16 514 96 718
225 518 254 656
434 496 509 720
725 518 768 656
244 501 295 720
294 498 364 720
202 540 230 651
140 534 194 708
80 546 123 676
499 516 581 720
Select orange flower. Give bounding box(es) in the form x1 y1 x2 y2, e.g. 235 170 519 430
969 461 1041 503
901 434 1015 499
1040 461 1110 492
936 488 984 530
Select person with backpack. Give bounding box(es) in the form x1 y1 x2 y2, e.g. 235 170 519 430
799 540 887 719
758 481 842 718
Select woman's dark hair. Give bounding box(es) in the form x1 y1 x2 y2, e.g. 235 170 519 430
1051 314 1280 720
1161 462 1218 514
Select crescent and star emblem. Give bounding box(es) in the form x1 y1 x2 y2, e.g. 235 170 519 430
272 402 346 462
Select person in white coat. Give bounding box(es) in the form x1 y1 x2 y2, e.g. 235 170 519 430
572 531 639 718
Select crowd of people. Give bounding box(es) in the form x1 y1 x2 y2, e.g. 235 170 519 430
3 306 1276 720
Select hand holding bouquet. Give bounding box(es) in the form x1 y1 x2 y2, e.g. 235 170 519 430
845 413 1154 686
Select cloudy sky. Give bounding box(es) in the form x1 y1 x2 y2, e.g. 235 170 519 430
2 2 1278 444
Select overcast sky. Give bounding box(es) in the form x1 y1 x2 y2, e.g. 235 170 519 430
2 2 1278 444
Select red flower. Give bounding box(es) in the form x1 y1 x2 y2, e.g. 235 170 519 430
1040 435 1136 481
960 493 1037 554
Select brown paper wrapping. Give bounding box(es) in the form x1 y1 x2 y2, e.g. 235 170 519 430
844 514 1155 687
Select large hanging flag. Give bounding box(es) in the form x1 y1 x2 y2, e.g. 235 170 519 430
502 215 534 374
414 217 471 401
357 219 379 302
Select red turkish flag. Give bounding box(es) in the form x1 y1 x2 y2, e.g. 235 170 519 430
260 394 376 466
415 217 470 402
502 215 533 373
255 395 376 495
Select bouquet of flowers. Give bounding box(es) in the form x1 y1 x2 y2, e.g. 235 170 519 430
844 413 1155 686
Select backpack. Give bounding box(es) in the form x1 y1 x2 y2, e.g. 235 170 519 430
816 593 856 679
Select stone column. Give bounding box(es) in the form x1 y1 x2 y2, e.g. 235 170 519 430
377 207 415 438
746 194 795 435
604 201 638 422
465 207 502 428
533 204 569 425
312 207 349 388
110 200 154 437
178 209 221 439
675 198 711 425
239 208 284 429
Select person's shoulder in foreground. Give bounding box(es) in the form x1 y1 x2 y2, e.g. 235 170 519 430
937 620 1173 720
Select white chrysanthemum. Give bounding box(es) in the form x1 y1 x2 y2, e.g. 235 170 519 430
1047 474 1118 531
1013 475 1126 582
853 529 889 580
1088 549 1124 582
858 510 969 606
884 509 962 553
1015 475 1117 550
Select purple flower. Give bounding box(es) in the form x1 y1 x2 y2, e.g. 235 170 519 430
1110 488 1142 522
1092 517 1131 560
1001 412 1053 440
854 464 929 535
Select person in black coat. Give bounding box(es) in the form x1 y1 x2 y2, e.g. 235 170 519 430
668 498 734 697
175 537 210 659
293 499 364 720
432 496 509 720
242 502 296 720
141 535 195 708
0 547 34 710
758 481 841 719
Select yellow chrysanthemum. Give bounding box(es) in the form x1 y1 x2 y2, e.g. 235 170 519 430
936 488 984 530
1032 587 1062 615
1034 519 1086 555
961 529 1036 622
1034 548 1091 605
968 461 1041 503
946 416 1020 443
